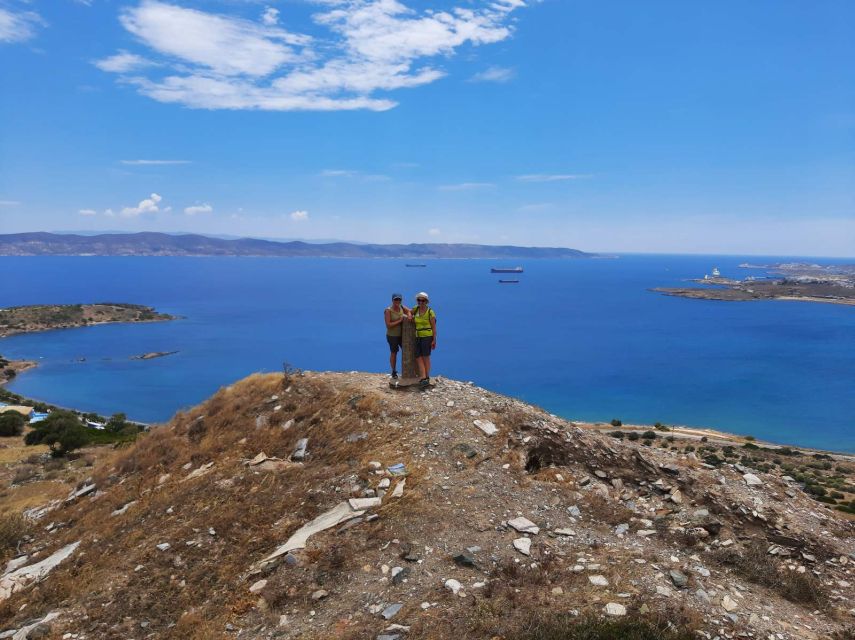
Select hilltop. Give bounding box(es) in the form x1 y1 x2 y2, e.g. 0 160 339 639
1 371 854 640
0 232 592 259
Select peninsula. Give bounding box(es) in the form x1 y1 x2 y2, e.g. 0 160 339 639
0 303 175 338
653 263 855 306
0 232 592 259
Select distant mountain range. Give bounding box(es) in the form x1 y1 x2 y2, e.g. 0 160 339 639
0 232 592 259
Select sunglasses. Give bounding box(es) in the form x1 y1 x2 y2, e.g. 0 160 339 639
417 298 427 302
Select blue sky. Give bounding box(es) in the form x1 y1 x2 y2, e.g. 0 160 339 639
0 0 853 255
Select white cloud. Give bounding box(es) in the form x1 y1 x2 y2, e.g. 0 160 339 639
0 8 45 44
290 209 309 221
320 169 358 177
95 0 528 111
121 192 163 217
78 208 98 216
0 200 21 206
94 51 153 73
121 159 191 165
184 203 213 215
469 65 515 83
438 182 495 191
261 7 279 26
516 174 590 182
428 227 441 236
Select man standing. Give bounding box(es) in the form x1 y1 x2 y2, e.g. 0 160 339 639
412 292 436 387
384 293 410 379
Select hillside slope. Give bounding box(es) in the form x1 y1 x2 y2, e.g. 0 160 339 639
0 232 591 259
2 372 854 639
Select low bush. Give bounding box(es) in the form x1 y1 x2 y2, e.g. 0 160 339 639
0 513 27 557
609 431 625 439
509 613 696 640
610 419 622 427
641 431 657 440
0 412 25 437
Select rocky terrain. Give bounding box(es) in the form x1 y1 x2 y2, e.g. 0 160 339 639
1 371 854 639
0 303 175 338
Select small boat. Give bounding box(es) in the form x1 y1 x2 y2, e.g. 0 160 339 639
405 264 427 268
712 267 721 277
498 279 520 284
491 266 523 273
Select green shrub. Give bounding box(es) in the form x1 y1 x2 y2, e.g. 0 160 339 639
610 419 622 427
743 442 759 450
0 412 26 437
627 432 640 441
609 431 625 439
641 431 657 440
24 410 89 457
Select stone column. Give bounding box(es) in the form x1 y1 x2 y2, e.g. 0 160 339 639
401 316 418 380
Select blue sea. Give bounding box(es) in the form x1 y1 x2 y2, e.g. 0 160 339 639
1 255 853 452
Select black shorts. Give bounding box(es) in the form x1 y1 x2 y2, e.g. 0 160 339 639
387 335 402 353
415 336 433 357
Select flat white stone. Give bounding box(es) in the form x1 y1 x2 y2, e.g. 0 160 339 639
553 528 576 537
444 578 462 594
513 538 531 556
260 502 366 563
348 497 382 510
604 603 626 616
0 542 80 602
721 594 738 612
508 517 540 535
743 473 763 487
473 419 498 436
249 579 267 594
588 575 609 586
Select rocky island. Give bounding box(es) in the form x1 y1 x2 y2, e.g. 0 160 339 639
653 263 855 306
1 370 853 639
0 303 175 338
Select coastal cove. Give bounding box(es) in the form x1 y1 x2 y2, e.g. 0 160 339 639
2 254 854 452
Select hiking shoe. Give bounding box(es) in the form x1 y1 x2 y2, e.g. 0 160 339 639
391 371 398 379
419 377 429 388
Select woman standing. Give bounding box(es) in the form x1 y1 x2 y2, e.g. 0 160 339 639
412 291 436 387
384 293 410 379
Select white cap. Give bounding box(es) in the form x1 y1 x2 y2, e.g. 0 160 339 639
416 291 429 301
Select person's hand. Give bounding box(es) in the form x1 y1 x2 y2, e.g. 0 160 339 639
432 340 437 350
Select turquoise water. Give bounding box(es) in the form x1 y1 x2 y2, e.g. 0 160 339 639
1 255 853 452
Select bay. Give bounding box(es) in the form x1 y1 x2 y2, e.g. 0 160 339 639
1 254 853 452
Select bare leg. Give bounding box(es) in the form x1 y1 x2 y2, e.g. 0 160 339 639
389 350 397 372
416 356 426 379
423 355 431 379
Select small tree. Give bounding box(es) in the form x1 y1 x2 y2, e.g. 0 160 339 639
24 410 89 457
0 412 26 437
105 412 128 433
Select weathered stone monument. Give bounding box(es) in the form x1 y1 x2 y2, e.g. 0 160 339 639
391 317 420 388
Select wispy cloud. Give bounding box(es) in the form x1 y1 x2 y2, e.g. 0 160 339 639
0 200 21 206
320 169 390 181
428 227 441 236
261 7 279 27
78 208 98 216
95 51 155 73
184 203 213 215
469 65 515 83
290 210 309 221
320 169 359 177
0 7 45 44
438 182 495 191
121 159 191 165
517 202 554 213
516 174 590 182
94 0 528 112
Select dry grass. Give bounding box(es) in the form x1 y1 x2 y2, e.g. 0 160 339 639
712 541 827 608
507 613 698 640
0 512 27 558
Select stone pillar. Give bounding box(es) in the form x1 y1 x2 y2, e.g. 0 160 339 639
401 316 418 380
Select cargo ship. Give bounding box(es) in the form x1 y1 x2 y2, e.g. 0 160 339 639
491 267 523 273
498 279 520 284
